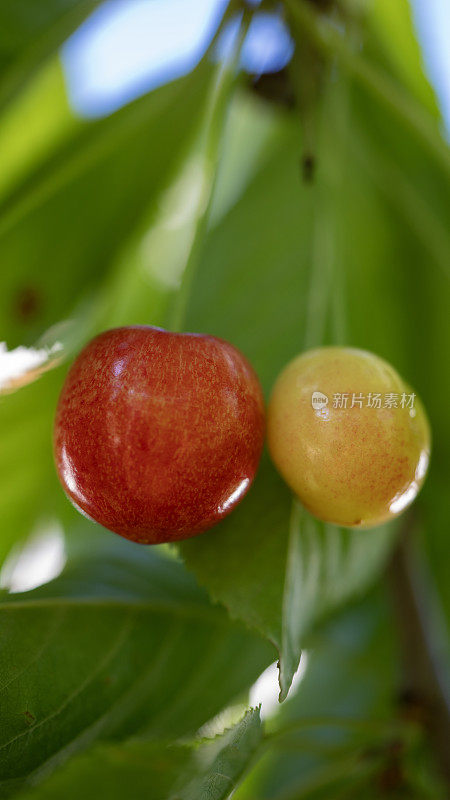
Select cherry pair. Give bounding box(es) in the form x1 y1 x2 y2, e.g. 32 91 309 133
54 326 430 543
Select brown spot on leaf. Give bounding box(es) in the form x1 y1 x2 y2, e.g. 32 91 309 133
13 285 43 323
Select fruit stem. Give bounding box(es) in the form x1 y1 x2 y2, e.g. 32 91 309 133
300 68 350 349
169 8 252 332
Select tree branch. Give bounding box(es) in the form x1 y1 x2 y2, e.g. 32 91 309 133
387 522 450 784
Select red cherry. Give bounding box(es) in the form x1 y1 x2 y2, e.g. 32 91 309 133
54 326 265 544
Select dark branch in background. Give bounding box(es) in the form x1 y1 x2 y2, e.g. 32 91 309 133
387 520 450 785
250 69 319 183
251 2 341 183
304 0 335 11
251 68 295 109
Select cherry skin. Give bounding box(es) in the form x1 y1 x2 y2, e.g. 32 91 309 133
54 326 265 544
267 347 430 529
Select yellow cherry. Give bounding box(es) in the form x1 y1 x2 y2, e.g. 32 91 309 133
267 347 430 528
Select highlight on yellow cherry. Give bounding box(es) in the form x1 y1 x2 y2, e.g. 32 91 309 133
267 347 431 529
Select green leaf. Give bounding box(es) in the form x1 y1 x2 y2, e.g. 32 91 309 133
181 479 394 700
14 708 263 800
177 708 262 800
0 539 273 797
0 0 101 110
234 591 444 800
368 0 440 117
279 507 394 699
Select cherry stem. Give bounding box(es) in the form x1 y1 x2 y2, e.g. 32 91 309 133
169 7 252 333
290 8 358 350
